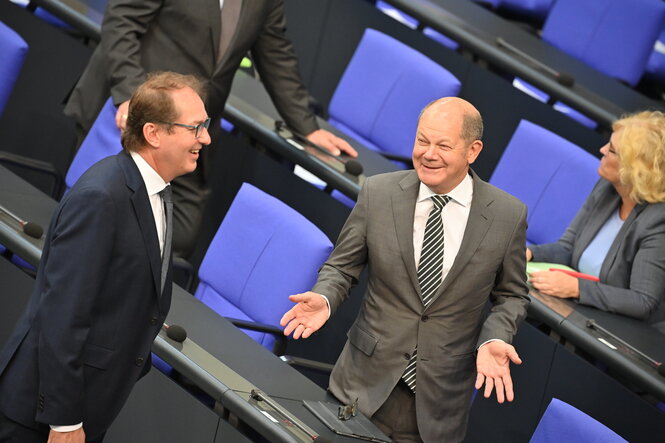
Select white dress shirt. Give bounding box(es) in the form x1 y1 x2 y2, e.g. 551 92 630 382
51 152 168 433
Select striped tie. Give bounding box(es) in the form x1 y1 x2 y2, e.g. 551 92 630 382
402 194 451 392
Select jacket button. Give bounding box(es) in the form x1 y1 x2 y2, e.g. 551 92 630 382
135 357 145 366
421 315 429 322
150 317 159 325
403 353 411 360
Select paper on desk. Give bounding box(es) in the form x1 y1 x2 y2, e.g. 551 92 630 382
527 262 575 280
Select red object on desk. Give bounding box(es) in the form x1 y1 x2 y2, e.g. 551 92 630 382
549 268 600 282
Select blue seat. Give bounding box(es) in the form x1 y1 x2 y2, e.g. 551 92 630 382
375 1 459 50
530 398 627 442
499 0 555 23
644 28 665 84
193 183 333 354
327 28 462 166
65 98 123 193
513 0 665 128
0 20 28 117
489 120 599 245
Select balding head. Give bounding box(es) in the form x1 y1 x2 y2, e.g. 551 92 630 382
419 97 483 144
412 97 484 194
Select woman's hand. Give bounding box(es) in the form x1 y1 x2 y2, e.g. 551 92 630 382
529 270 580 299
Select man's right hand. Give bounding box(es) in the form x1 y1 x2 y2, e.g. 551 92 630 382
280 291 329 339
115 100 130 131
47 427 85 443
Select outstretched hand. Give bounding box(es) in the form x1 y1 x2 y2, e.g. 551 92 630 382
280 291 329 339
475 340 522 403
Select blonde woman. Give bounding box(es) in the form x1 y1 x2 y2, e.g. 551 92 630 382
528 111 665 332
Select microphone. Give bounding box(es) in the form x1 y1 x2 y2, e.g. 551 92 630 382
0 204 44 239
274 121 364 176
165 324 187 343
496 37 575 87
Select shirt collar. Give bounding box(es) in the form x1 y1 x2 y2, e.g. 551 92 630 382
130 150 169 196
417 172 473 207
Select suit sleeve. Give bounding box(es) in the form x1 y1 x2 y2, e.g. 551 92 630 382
312 179 370 314
35 187 116 426
101 0 164 105
251 0 319 136
578 218 665 320
478 202 529 345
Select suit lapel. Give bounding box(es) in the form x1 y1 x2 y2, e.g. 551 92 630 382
119 153 162 300
393 171 421 296
599 203 646 280
427 172 493 308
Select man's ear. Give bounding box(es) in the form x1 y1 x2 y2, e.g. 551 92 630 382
467 140 483 165
143 122 161 148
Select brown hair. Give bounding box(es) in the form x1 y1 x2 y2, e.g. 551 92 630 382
121 71 205 153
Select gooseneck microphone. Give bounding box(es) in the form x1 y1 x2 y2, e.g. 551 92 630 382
496 37 575 87
0 204 44 239
165 324 187 343
275 121 364 176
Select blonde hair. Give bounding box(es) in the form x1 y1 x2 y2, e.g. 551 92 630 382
612 111 665 203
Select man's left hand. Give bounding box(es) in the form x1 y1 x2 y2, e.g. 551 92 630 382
529 270 580 299
475 341 522 403
306 129 358 158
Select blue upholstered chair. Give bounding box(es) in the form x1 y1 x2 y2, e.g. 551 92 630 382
489 120 599 245
193 183 333 355
513 0 665 128
530 398 627 442
327 28 462 166
375 1 458 50
65 98 123 193
0 20 28 117
499 0 555 23
644 28 665 85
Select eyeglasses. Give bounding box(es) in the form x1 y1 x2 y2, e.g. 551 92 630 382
156 118 211 138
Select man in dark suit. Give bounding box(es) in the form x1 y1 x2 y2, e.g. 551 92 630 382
281 98 529 441
0 72 209 442
64 0 356 258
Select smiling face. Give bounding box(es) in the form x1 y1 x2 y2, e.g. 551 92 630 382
598 130 622 186
148 87 211 182
412 98 483 194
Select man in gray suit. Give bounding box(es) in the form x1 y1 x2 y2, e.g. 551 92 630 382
281 98 529 442
64 0 355 258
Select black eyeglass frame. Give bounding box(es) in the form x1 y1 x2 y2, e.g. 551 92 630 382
156 117 211 138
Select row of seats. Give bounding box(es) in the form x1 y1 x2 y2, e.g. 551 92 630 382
378 0 665 129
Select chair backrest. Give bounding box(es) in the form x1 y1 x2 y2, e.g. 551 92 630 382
195 183 333 351
65 98 122 192
645 28 665 81
530 398 627 442
328 28 461 160
542 0 665 86
0 21 28 116
489 120 599 245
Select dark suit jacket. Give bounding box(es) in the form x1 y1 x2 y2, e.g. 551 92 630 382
313 170 529 442
64 0 318 137
530 179 665 330
0 152 172 439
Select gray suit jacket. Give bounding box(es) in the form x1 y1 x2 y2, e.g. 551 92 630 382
314 170 529 442
64 0 317 137
530 179 665 330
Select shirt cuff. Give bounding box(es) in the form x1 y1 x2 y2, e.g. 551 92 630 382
50 423 83 432
318 294 331 319
477 338 505 349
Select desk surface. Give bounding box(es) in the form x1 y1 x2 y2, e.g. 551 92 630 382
226 71 399 199
388 0 664 127
527 288 665 402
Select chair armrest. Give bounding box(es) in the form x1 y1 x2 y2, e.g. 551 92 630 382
225 317 288 356
0 151 64 198
379 152 413 169
279 355 334 374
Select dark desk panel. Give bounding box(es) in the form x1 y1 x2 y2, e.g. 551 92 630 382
528 288 665 403
386 0 664 128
